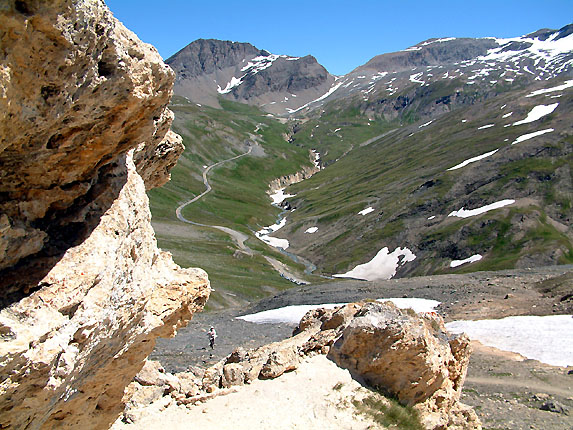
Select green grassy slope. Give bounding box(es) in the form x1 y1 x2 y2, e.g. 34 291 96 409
283 79 573 276
149 97 320 309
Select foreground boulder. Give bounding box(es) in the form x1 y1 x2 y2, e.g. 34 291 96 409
328 302 478 430
124 302 480 430
0 1 210 429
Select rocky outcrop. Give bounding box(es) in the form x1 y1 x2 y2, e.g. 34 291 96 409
268 161 320 194
0 1 210 429
328 303 478 430
123 302 480 430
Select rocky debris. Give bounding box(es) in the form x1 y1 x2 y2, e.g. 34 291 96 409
0 1 210 429
124 302 480 429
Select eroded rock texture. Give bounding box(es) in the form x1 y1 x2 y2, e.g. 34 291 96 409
0 1 210 429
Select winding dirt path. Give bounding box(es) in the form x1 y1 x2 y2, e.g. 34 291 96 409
175 146 254 255
175 145 312 283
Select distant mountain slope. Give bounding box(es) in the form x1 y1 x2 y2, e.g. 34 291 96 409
291 24 573 115
166 39 335 115
152 25 573 293
274 24 573 278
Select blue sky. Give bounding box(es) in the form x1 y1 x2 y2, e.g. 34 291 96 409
106 0 573 76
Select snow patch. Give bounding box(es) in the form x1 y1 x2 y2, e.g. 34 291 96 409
358 207 374 216
305 227 318 234
409 73 425 86
478 124 495 130
526 79 573 97
270 188 295 205
256 217 289 249
447 149 498 171
333 247 416 281
502 112 513 118
448 199 515 218
512 103 558 125
419 120 434 128
217 76 244 94
450 254 482 268
286 81 344 114
512 128 554 145
446 315 573 367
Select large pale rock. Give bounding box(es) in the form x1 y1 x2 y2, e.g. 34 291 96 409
0 1 210 429
0 0 176 281
328 302 480 430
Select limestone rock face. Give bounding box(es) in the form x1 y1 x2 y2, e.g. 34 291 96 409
0 1 210 429
0 0 175 280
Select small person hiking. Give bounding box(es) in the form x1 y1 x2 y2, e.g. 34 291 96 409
208 326 217 350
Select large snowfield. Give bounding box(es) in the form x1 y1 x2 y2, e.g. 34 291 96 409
237 298 440 325
446 315 573 367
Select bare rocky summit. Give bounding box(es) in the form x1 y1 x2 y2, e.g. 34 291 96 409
0 1 209 429
166 39 336 114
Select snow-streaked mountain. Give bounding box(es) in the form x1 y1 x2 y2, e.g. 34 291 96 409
166 39 335 115
292 24 573 115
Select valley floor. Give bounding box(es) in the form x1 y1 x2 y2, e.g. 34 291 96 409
148 265 573 429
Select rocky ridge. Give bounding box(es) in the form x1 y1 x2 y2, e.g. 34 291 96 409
123 301 480 430
0 1 209 429
292 24 573 115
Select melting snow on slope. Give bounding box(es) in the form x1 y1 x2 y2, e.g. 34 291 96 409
256 217 289 249
447 149 499 171
218 53 299 94
448 199 515 218
477 124 495 130
270 188 295 205
419 120 434 128
526 79 573 97
333 247 416 281
512 128 554 144
237 298 440 325
502 112 513 118
446 315 573 367
217 76 243 94
358 207 374 216
305 227 318 234
409 73 425 85
479 30 573 72
450 254 482 268
512 103 559 125
286 81 344 114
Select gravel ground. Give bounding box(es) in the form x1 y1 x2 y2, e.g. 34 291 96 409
151 265 573 429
